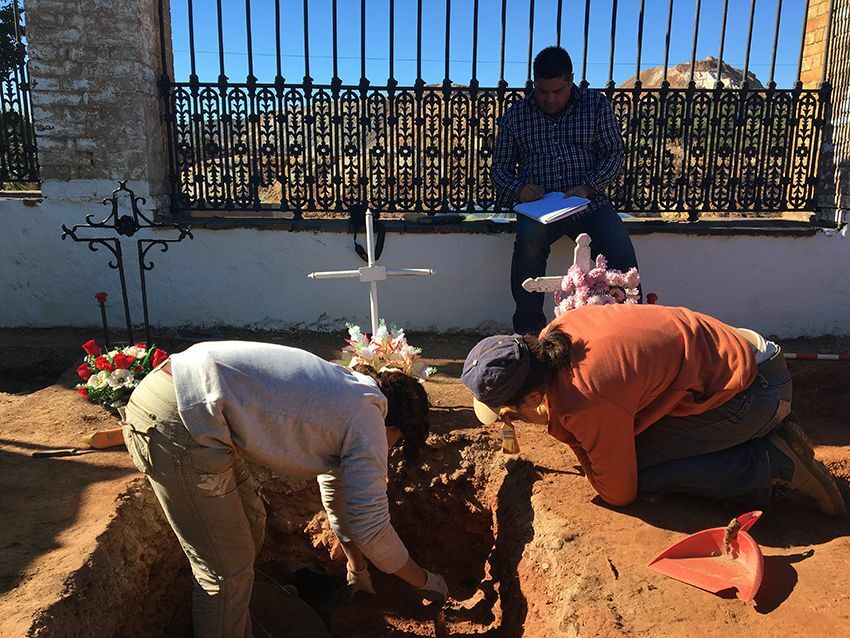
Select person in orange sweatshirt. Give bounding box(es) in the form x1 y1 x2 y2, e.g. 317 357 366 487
461 304 845 516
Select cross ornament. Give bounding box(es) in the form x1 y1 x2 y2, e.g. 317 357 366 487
308 209 436 336
521 233 593 293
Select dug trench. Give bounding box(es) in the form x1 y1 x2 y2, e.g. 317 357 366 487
19 415 552 637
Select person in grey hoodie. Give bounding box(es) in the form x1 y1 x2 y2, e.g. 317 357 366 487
121 341 448 638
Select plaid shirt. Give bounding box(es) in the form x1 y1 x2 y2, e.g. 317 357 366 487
491 86 624 212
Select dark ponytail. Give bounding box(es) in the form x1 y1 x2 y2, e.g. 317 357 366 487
506 330 572 404
352 364 430 461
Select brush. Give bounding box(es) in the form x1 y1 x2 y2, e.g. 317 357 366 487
501 421 520 454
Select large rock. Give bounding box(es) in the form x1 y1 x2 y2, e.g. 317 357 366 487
620 56 763 89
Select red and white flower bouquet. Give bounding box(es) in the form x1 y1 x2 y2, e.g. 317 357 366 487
75 339 168 409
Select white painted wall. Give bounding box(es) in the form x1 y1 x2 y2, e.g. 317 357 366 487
2 186 849 337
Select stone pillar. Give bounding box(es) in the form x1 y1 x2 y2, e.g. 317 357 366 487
24 0 172 212
802 0 850 223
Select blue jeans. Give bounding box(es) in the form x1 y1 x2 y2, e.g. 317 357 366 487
511 201 640 334
634 349 793 508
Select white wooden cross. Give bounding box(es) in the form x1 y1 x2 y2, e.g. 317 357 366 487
521 232 593 293
308 209 436 336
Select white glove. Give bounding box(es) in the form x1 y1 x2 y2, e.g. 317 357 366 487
346 564 375 595
417 569 448 602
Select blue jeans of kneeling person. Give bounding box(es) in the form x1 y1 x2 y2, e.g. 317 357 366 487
511 201 640 335
635 344 792 508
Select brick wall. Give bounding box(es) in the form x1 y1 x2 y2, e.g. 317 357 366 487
24 0 172 207
800 0 832 87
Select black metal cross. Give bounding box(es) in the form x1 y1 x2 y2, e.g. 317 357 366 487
61 181 193 345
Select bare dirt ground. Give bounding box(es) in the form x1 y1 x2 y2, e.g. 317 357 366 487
1 328 848 637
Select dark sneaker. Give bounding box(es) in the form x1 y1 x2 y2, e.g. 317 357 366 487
767 420 846 517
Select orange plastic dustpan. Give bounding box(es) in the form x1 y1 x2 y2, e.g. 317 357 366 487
647 511 764 601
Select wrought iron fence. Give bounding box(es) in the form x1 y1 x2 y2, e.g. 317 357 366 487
159 0 834 220
0 0 38 189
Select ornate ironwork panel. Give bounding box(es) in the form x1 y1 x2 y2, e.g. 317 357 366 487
164 82 829 218
366 91 389 211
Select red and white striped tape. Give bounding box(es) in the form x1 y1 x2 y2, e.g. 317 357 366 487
784 353 850 361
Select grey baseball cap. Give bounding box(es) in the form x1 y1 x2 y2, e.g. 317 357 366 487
461 335 531 424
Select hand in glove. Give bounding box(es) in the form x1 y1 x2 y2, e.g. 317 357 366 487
416 569 448 603
346 564 375 595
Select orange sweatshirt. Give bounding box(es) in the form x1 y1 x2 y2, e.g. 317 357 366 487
542 304 756 507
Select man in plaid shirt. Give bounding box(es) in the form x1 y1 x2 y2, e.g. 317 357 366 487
492 46 640 334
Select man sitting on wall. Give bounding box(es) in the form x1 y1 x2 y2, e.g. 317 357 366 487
491 45 640 334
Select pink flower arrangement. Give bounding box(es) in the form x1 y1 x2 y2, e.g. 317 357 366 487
554 254 640 315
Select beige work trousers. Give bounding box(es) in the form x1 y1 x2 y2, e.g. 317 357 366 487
122 366 266 638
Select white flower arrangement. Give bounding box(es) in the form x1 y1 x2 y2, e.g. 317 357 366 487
336 320 436 380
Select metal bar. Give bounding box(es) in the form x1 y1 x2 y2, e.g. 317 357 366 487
499 0 507 82
689 0 702 84
527 0 536 84
217 0 226 79
445 0 452 82
389 0 395 82
608 0 619 88
795 0 810 85
472 0 479 82
244 0 259 208
663 0 674 82
157 0 177 211
636 0 646 84
137 245 152 347
743 0 756 81
303 0 311 80
114 242 134 345
274 0 283 80
717 0 729 85
553 0 563 47
387 0 397 210
158 0 169 79
361 0 367 81
769 0 783 86
582 0 591 84
216 0 233 208
187 0 197 77
417 0 423 81
822 0 836 84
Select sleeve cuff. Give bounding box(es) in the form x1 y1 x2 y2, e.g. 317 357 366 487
358 522 410 574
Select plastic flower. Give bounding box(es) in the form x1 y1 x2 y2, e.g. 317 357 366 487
87 370 110 390
108 368 136 389
122 344 148 359
336 320 436 380
112 353 135 370
82 339 101 357
554 253 642 316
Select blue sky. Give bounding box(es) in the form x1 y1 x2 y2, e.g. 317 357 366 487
170 0 808 88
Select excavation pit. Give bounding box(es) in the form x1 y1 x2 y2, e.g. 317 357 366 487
3 333 850 637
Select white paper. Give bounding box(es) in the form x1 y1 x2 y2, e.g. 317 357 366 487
514 192 590 224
